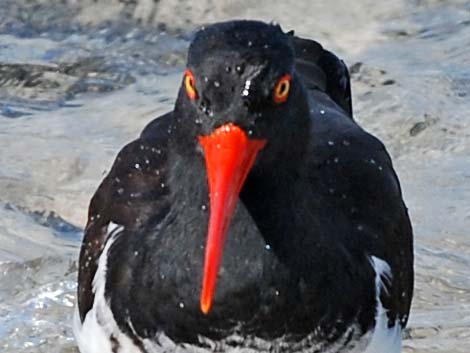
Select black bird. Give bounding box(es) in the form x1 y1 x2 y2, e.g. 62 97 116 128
73 20 413 353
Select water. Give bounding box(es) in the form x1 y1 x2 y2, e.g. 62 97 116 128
0 0 469 352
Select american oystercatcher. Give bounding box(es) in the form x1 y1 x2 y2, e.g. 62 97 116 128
74 20 413 353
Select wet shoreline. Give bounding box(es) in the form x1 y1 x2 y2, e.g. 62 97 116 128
1 0 469 352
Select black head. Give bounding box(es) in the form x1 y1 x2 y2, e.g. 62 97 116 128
173 20 309 150
171 20 311 314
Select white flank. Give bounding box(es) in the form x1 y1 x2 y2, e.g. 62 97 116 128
364 256 402 353
73 222 143 353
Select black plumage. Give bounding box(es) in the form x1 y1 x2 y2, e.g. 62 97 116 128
76 20 413 353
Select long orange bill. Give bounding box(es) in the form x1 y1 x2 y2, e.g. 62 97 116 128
198 123 267 314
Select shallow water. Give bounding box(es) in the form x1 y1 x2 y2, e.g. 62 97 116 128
0 0 469 352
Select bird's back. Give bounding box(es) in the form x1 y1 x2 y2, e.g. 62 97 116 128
292 35 353 118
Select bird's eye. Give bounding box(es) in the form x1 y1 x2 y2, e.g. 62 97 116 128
273 74 292 104
184 69 198 100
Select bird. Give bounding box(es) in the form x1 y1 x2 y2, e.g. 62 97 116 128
73 20 413 353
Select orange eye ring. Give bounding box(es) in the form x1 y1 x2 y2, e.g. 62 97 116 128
273 74 292 104
184 69 198 100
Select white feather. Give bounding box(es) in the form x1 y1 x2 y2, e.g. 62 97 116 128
364 255 402 353
73 222 143 353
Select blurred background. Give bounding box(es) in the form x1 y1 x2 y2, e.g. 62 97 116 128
0 0 469 352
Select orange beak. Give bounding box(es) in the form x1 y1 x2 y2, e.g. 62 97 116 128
198 123 266 314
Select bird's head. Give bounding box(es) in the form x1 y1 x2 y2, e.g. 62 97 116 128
172 20 310 315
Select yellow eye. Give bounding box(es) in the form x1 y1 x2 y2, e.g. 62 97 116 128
184 69 198 100
273 74 291 104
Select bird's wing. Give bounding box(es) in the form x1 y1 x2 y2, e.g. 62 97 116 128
312 124 414 327
342 132 413 327
292 35 353 118
77 112 173 321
